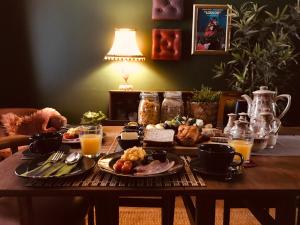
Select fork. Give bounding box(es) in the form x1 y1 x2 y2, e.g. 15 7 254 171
48 151 64 163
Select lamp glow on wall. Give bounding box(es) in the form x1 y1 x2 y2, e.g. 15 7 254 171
104 28 145 90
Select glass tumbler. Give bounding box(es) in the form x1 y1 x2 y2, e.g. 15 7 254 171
228 120 253 164
79 125 103 158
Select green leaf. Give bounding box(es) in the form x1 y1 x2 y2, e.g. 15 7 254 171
245 14 256 25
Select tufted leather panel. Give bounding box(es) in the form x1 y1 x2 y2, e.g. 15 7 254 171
152 29 182 61
152 0 184 20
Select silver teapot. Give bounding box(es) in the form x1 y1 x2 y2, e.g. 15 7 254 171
241 86 291 133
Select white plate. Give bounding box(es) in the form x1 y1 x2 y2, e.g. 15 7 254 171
62 138 80 144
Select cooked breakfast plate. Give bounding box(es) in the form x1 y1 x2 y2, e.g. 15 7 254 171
62 126 106 144
98 149 184 178
62 137 80 144
62 127 81 143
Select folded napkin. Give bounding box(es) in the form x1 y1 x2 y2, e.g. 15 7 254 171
36 160 80 177
22 153 81 177
55 163 79 177
22 152 60 177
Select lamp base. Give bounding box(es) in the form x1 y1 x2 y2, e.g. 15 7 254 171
118 83 133 91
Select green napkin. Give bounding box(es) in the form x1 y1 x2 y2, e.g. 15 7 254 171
41 162 66 177
55 163 79 177
22 152 80 177
22 152 60 177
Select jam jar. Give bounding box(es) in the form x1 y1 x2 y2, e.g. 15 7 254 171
161 91 184 121
138 92 160 126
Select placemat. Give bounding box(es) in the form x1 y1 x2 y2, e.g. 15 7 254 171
24 156 206 188
251 135 300 156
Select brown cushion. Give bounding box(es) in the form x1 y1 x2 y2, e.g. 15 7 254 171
152 0 184 20
0 196 89 225
152 29 182 61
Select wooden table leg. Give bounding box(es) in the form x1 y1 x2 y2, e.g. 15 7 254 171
195 195 216 225
162 195 175 225
182 195 195 225
95 194 119 225
275 196 296 225
18 197 34 225
223 200 230 225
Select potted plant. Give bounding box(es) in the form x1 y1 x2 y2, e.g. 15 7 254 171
189 85 221 126
80 110 106 126
214 2 300 94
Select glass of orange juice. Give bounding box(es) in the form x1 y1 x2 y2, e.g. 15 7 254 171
228 139 253 163
227 120 254 164
79 125 103 158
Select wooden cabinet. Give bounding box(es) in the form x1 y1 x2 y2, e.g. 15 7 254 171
108 90 193 122
108 90 241 127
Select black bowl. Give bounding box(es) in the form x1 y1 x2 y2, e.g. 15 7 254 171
152 150 167 162
123 123 144 135
117 135 142 150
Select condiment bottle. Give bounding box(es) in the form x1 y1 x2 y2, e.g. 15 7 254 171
223 113 237 136
238 112 249 122
161 91 184 121
138 92 160 126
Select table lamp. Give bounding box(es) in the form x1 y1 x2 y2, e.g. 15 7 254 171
104 28 145 90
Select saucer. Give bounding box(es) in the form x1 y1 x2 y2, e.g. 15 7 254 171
190 164 242 181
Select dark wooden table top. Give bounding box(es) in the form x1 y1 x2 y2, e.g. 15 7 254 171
0 126 299 198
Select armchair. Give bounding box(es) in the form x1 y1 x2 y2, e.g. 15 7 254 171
0 107 67 160
0 108 37 159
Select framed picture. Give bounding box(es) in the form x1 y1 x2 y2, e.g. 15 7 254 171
191 4 232 55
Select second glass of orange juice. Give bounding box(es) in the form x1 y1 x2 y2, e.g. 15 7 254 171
227 119 254 164
228 139 253 163
79 125 103 158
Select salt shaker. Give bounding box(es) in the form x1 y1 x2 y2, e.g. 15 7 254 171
223 113 237 136
238 112 249 122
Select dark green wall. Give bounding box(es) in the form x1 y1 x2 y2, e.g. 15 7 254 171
1 0 299 125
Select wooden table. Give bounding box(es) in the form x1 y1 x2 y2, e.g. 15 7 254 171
0 126 299 225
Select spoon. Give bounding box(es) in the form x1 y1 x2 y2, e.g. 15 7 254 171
65 152 82 165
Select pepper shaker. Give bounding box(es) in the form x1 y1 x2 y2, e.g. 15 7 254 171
224 113 237 136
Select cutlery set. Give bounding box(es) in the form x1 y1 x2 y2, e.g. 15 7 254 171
21 151 82 178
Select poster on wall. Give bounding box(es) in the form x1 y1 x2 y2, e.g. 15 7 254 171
191 4 232 55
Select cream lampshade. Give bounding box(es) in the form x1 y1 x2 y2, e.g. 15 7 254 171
105 28 145 90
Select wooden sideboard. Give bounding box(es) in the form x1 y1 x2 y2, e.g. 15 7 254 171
108 90 193 122
108 90 241 127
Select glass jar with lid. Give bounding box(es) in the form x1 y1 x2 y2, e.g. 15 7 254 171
161 91 184 121
138 92 160 126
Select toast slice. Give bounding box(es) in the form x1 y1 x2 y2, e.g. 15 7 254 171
143 129 175 147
